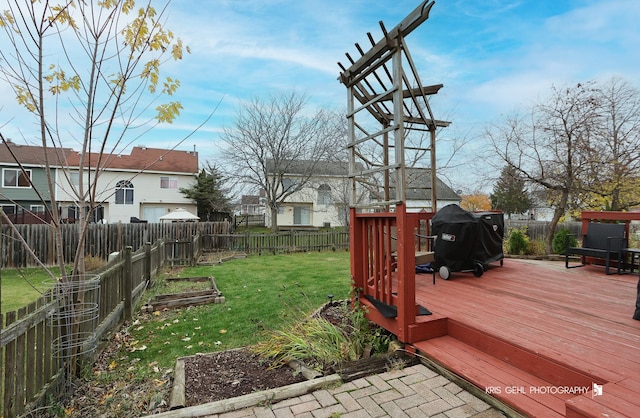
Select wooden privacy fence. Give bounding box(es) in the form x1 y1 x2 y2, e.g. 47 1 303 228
201 229 350 254
0 239 167 418
505 220 582 241
1 221 230 268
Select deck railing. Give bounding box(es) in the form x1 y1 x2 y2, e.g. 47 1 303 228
351 207 435 343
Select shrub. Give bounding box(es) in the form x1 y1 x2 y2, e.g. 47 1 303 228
552 228 577 254
85 255 107 271
527 240 546 256
508 228 529 255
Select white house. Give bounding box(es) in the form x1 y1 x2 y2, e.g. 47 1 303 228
56 146 198 223
266 160 354 228
265 163 460 229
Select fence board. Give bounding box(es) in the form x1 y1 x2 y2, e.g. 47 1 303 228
3 311 16 418
1 236 169 417
1 221 230 268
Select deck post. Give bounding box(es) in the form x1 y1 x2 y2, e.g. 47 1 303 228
395 203 415 342
349 208 365 296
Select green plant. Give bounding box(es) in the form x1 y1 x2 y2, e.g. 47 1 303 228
0 267 64 313
527 240 547 256
251 301 391 372
552 228 577 254
508 228 530 255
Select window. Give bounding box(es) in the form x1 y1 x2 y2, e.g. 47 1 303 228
317 184 332 205
0 204 16 215
90 205 104 223
66 205 103 222
115 180 134 204
281 178 296 191
68 206 78 220
293 206 310 225
3 168 32 188
30 205 45 213
160 176 178 189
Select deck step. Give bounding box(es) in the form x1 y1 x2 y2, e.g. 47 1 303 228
565 380 640 418
415 336 572 417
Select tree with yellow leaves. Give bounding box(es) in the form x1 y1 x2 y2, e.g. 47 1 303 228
0 0 189 276
0 0 189 384
460 193 492 212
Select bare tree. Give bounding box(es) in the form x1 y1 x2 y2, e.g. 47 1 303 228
583 77 640 210
221 92 344 231
487 82 600 252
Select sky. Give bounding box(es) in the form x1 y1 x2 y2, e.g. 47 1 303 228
1 0 639 193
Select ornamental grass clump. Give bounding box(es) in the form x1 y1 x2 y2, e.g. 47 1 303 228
253 302 391 372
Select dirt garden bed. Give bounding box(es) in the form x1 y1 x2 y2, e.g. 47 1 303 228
170 301 416 410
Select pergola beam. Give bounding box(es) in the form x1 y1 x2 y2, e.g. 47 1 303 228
338 0 435 85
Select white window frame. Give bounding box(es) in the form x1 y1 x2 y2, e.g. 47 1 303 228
3 168 32 188
115 180 134 205
30 204 45 213
160 176 178 189
0 204 16 215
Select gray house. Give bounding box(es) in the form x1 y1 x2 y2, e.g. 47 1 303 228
387 168 461 211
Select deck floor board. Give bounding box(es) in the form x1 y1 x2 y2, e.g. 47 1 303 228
408 258 640 417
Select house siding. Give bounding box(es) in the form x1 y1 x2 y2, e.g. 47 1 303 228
56 170 196 223
266 176 348 228
0 165 53 202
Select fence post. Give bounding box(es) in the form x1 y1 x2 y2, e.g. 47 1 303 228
123 246 133 321
144 242 151 285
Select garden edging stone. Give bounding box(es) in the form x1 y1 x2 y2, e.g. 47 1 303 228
148 373 342 417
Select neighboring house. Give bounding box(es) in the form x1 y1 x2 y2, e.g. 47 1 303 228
266 160 353 228
0 141 198 223
0 141 72 222
59 146 198 223
238 193 266 215
265 163 460 228
389 168 461 211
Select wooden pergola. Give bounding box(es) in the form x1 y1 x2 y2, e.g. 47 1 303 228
338 0 450 343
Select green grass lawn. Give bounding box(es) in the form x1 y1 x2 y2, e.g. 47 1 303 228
123 251 353 371
3 251 353 416
1 267 60 313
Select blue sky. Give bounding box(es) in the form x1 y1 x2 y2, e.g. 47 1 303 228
2 0 639 192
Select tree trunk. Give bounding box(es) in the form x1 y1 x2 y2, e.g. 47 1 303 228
270 206 279 232
545 190 569 253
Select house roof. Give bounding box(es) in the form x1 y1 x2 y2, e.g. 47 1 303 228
241 195 261 205
65 146 198 174
0 142 198 174
391 168 461 201
267 159 363 176
0 141 74 166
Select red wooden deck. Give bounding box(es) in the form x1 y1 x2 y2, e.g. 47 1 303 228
410 258 640 417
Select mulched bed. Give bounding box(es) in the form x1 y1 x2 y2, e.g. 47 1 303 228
183 348 306 406
180 301 403 407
